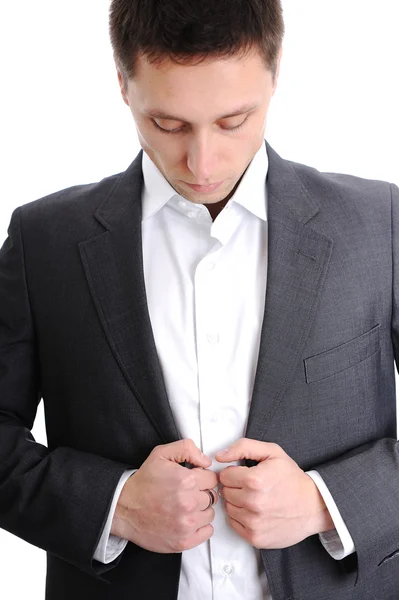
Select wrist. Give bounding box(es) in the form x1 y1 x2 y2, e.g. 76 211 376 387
111 469 137 539
110 474 137 538
110 500 129 538
305 474 335 536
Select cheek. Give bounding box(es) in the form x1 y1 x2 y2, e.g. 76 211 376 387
136 121 157 148
136 126 172 160
137 134 184 179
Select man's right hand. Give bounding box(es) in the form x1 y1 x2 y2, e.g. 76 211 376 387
110 439 218 553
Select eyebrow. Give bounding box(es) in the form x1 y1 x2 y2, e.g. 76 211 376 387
144 103 259 122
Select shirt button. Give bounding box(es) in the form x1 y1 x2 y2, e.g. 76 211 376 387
187 211 197 219
206 333 219 345
222 564 234 576
211 412 220 422
178 200 186 208
206 262 215 271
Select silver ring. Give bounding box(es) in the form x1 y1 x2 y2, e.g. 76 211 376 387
203 489 216 510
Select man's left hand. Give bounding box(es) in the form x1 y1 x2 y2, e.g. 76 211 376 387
215 438 335 550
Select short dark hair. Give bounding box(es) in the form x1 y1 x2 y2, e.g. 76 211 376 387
109 0 285 92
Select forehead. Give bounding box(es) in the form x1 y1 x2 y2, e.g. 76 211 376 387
133 48 268 88
131 51 270 121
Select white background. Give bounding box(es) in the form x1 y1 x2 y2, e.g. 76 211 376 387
0 0 398 597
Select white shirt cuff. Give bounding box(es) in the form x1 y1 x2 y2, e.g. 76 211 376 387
93 469 138 564
306 470 356 560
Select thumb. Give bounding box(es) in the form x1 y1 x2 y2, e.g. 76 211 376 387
156 439 212 468
215 438 283 463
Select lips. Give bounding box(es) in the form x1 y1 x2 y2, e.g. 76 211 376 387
185 181 223 193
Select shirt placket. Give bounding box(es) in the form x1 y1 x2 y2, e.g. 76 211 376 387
194 227 243 599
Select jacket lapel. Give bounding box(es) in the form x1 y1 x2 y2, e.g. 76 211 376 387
79 141 333 449
245 143 334 444
79 152 180 445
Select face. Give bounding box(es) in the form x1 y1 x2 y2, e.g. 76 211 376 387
117 47 282 206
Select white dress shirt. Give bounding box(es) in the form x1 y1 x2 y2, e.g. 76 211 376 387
93 140 355 598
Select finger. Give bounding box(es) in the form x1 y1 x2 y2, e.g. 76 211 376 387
221 486 245 508
219 465 249 488
187 504 216 531
225 500 248 523
227 515 251 544
156 439 212 469
183 523 215 550
215 439 284 463
197 488 218 511
192 468 218 490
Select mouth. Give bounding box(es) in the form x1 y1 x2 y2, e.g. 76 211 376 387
184 181 223 193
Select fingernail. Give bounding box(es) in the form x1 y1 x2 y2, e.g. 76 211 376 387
217 448 230 456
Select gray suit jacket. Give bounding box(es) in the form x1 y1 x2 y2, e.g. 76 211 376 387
0 141 399 599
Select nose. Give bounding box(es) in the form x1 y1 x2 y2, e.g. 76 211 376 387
186 132 217 184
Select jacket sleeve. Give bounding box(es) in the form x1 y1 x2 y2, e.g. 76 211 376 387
314 182 399 587
306 470 355 559
93 469 137 563
0 207 133 582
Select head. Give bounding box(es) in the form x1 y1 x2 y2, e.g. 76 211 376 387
109 0 284 206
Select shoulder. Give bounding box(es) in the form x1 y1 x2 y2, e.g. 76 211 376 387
282 159 398 230
18 171 123 225
290 158 394 207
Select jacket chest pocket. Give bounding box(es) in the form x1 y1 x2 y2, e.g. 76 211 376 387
304 324 381 384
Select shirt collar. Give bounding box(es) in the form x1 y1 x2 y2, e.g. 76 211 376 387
141 140 268 222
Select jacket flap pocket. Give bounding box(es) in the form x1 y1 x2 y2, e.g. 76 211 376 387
304 324 381 383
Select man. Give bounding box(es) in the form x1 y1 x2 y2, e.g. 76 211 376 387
0 0 398 598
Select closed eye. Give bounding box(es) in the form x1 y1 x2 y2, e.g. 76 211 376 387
152 117 249 135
